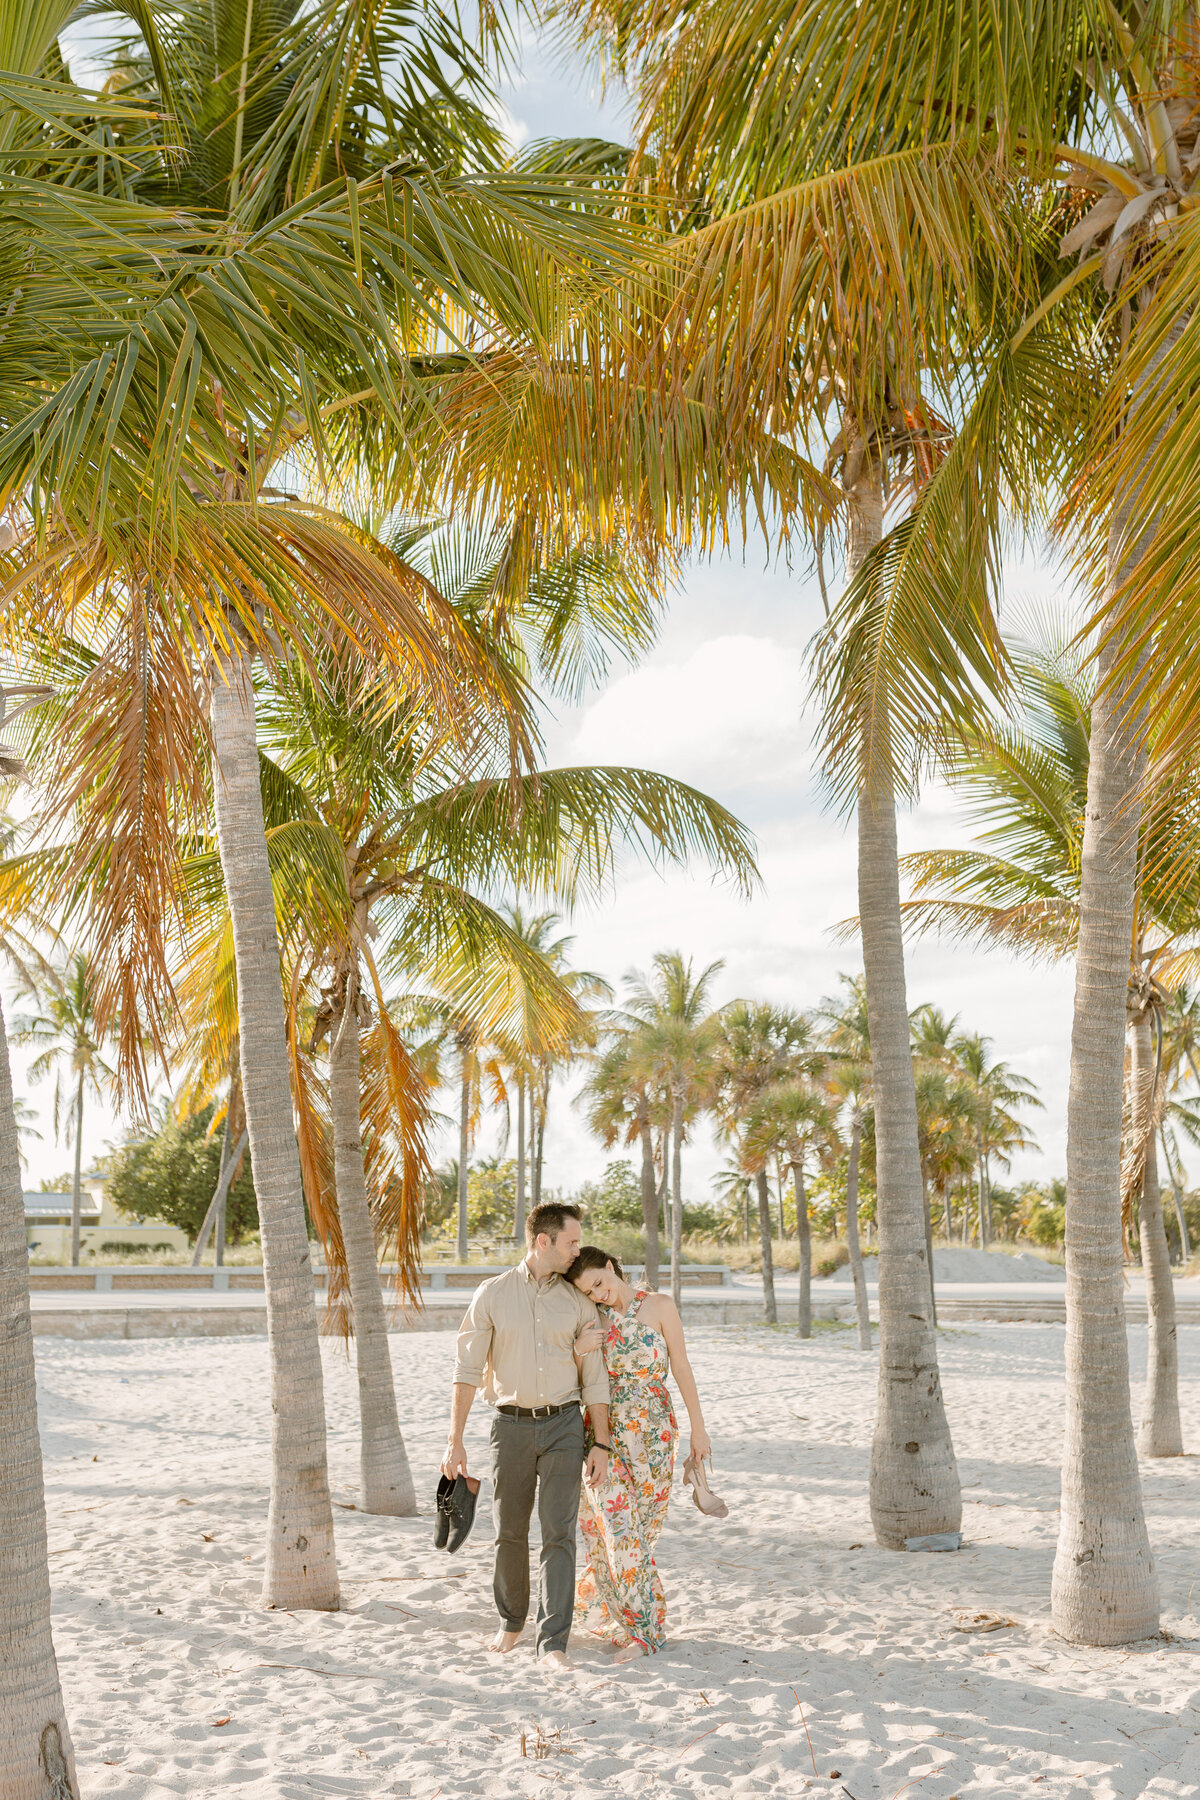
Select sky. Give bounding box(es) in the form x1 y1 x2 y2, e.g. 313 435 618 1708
21 20 1079 1203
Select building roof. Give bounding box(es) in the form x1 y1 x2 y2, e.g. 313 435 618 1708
23 1191 102 1220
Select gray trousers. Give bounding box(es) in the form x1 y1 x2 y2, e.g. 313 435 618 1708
489 1405 585 1656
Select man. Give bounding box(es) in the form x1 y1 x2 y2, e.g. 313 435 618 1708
442 1201 611 1670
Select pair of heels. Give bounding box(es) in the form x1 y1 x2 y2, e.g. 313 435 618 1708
434 1475 480 1552
682 1452 729 1519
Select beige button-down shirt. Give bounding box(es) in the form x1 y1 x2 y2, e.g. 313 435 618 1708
452 1260 609 1409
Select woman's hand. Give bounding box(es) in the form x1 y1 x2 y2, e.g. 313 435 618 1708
689 1426 712 1464
573 1322 604 1361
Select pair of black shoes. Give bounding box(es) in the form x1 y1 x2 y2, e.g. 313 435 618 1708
434 1474 479 1553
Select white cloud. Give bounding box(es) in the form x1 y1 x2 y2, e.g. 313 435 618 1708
570 635 809 792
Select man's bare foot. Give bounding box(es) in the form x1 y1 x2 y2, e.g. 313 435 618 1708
613 1642 648 1664
487 1628 522 1654
539 1649 572 1673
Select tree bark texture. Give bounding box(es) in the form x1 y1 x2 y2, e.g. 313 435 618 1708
1051 540 1158 1642
0 996 78 1800
845 1112 872 1350
851 472 959 1549
1130 1011 1181 1457
793 1159 810 1338
210 648 339 1611
670 1087 684 1308
639 1114 659 1289
328 994 418 1513
755 1168 777 1324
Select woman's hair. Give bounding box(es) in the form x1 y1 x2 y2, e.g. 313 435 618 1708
565 1244 624 1286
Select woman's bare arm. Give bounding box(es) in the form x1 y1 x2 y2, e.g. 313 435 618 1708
647 1297 711 1461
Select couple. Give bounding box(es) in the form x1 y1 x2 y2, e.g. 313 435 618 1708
442 1200 713 1668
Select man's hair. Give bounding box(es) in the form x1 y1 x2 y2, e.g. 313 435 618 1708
525 1201 582 1246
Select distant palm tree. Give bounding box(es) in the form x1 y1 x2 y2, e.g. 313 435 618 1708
12 955 113 1267
819 977 875 1350
622 954 725 1306
714 1001 822 1324
499 910 612 1232
580 1029 669 1286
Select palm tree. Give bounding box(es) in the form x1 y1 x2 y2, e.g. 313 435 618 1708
819 976 875 1350
11 955 112 1266
902 623 1200 1468
622 953 724 1306
714 1002 823 1325
181 619 753 1508
580 1031 668 1286
499 911 613 1229
637 0 1200 1651
16 0 693 1612
744 1078 838 1338
952 1034 1042 1249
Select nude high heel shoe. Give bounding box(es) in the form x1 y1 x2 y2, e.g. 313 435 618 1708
682 1451 729 1518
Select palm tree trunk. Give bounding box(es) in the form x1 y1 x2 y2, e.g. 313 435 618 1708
639 1112 659 1289
1159 1126 1191 1262
977 1135 989 1249
69 1070 84 1266
793 1158 810 1338
1130 1010 1181 1457
670 1086 684 1308
1051 520 1158 1643
845 1111 872 1351
0 995 78 1800
777 1178 786 1240
514 1080 527 1241
456 1044 470 1263
755 1168 777 1324
191 1120 249 1265
328 988 417 1514
531 1084 546 1208
210 647 339 1611
852 468 959 1550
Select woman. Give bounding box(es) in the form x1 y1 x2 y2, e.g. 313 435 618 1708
567 1245 713 1661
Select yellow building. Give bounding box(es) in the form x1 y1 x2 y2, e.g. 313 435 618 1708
24 1173 188 1261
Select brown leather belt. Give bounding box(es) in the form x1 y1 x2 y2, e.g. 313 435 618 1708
496 1401 579 1419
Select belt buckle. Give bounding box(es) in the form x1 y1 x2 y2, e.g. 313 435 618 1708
532 1403 552 1419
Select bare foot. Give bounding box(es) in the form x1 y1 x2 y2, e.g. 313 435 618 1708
613 1642 648 1664
539 1649 573 1674
486 1629 522 1654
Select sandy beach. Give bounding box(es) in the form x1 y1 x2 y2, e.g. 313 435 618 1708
36 1321 1200 1799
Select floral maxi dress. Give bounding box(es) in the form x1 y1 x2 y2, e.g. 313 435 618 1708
576 1289 678 1652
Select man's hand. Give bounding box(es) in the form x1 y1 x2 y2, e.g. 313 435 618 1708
584 1445 610 1489
441 1437 469 1480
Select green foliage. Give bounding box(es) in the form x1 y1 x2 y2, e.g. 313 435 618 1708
107 1105 258 1244
467 1159 517 1237
577 1160 644 1230
1017 1179 1066 1248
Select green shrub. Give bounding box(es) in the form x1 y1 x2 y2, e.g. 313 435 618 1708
107 1102 258 1243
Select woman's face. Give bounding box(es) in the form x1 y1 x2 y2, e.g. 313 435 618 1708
574 1261 620 1307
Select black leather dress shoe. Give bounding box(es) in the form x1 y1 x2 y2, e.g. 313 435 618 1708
434 1476 455 1550
447 1475 480 1554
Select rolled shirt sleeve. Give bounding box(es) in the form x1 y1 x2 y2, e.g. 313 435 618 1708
452 1284 493 1389
576 1297 610 1408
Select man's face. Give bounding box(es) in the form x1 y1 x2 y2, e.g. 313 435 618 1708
540 1218 581 1273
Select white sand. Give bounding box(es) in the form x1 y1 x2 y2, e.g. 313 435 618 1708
35 1321 1200 1800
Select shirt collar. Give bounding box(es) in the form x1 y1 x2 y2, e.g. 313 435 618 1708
520 1257 560 1289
